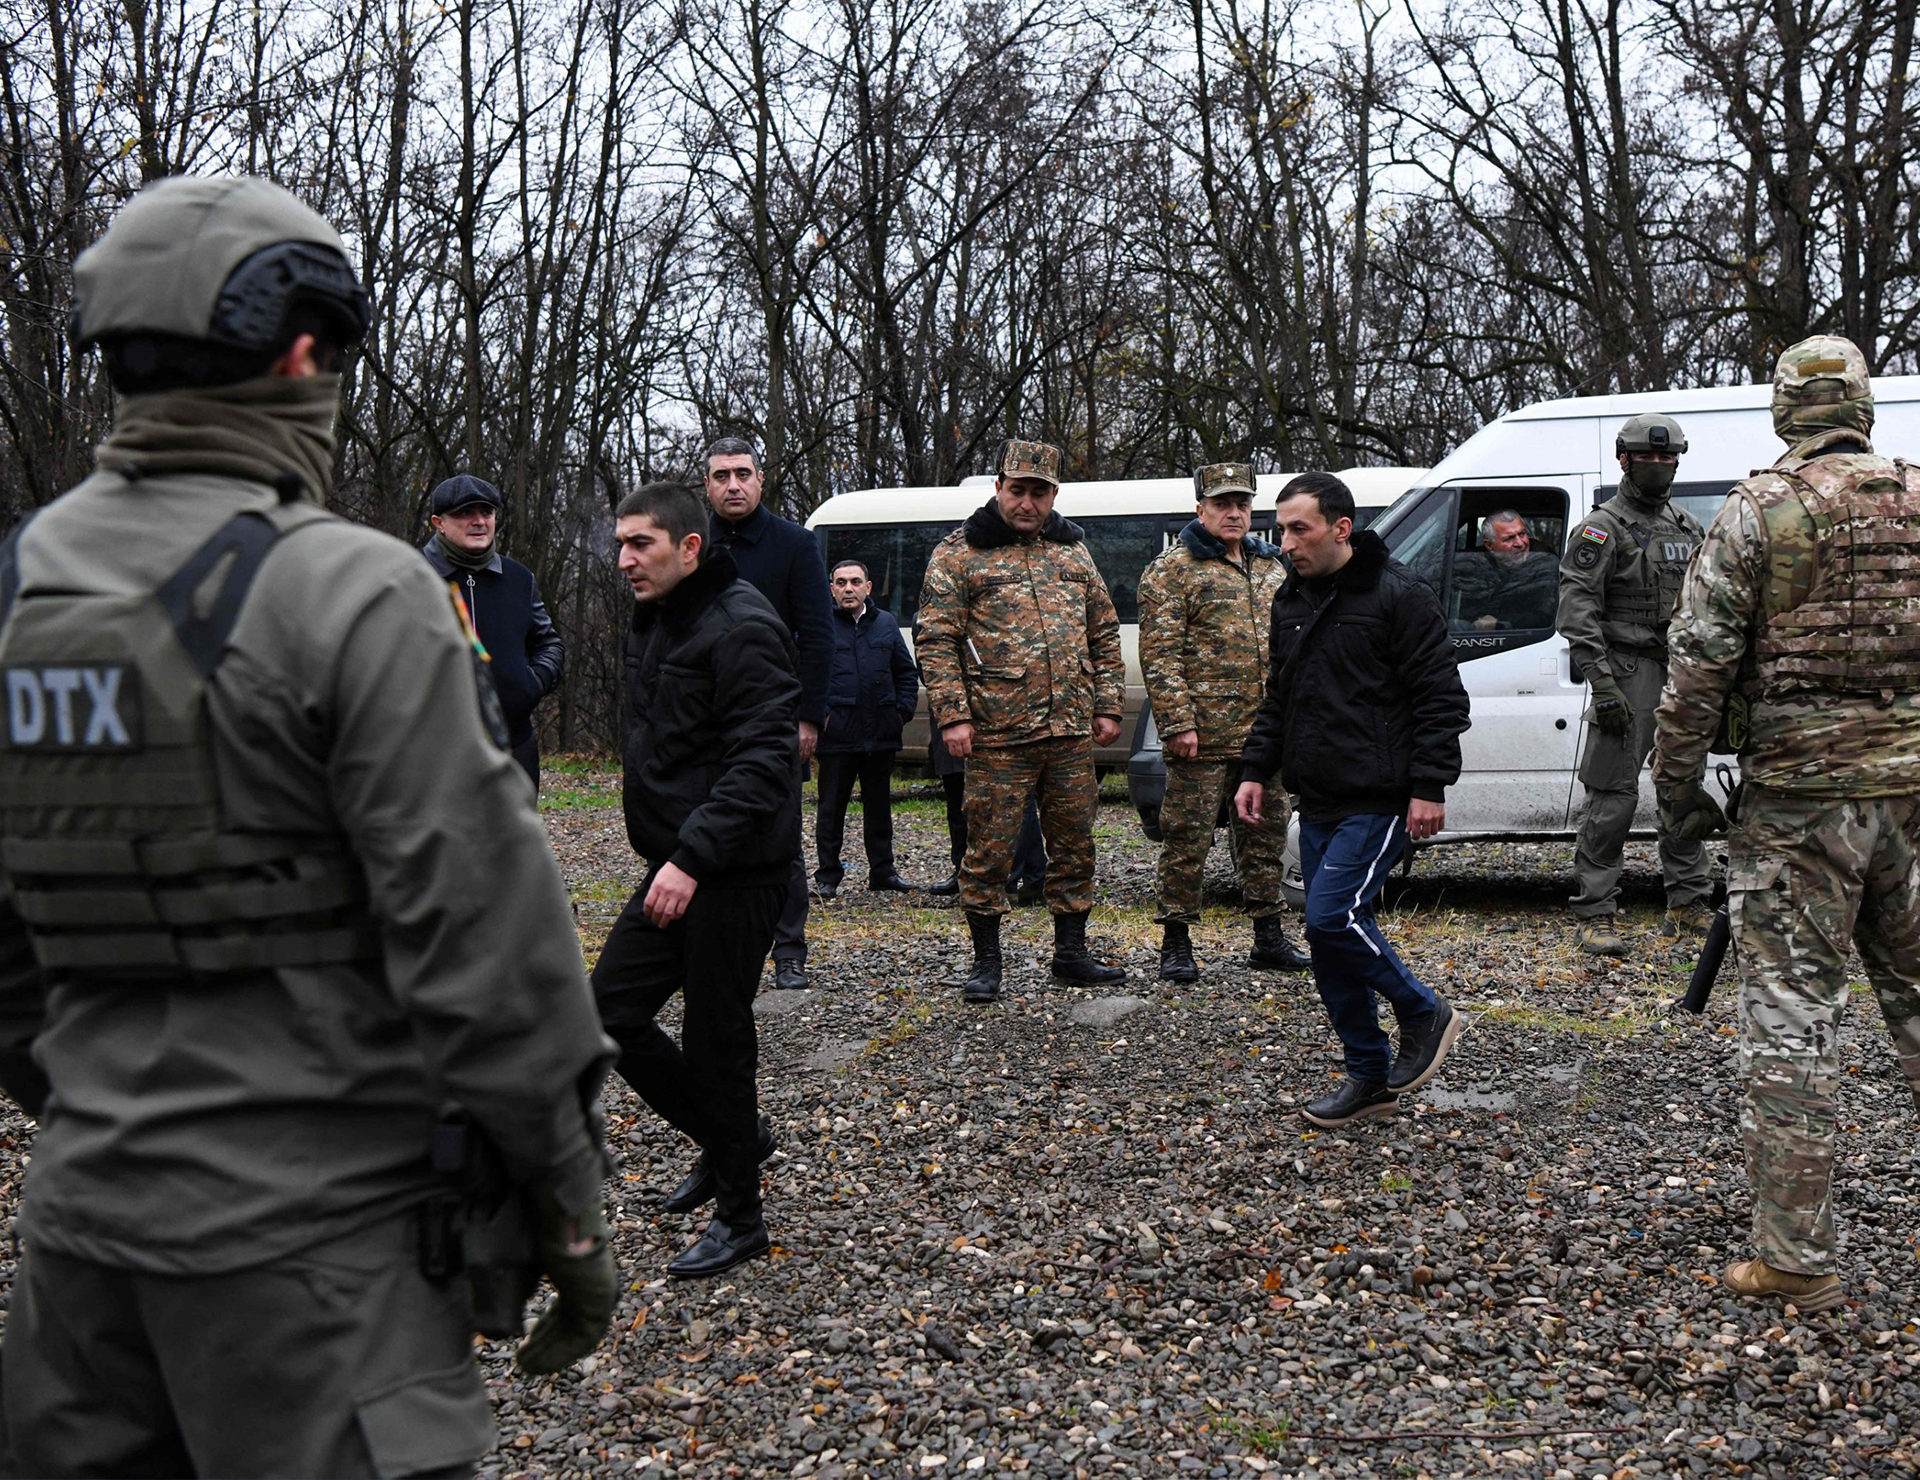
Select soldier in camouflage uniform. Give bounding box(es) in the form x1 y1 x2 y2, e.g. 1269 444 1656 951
1653 335 1920 1314
1557 413 1713 955
917 439 1129 1003
1138 463 1310 982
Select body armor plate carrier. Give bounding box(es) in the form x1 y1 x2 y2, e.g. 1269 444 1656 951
1751 455 1920 698
0 506 378 979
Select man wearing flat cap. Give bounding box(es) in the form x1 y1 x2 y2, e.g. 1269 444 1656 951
1139 463 1311 982
917 438 1128 1002
423 474 566 787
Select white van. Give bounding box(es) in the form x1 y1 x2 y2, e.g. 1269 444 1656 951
805 468 1425 767
1121 377 1920 898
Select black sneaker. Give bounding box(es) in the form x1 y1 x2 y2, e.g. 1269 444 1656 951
1386 998 1464 1093
1302 1078 1400 1128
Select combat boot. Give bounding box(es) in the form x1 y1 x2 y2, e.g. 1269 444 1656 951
962 912 1003 1004
1722 1257 1845 1313
1158 921 1199 983
1051 910 1126 985
1662 903 1715 937
1574 918 1627 956
1249 914 1311 971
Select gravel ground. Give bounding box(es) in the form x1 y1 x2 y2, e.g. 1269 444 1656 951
4 765 1917 1479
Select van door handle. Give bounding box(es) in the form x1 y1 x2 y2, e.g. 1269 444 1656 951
1555 719 1568 730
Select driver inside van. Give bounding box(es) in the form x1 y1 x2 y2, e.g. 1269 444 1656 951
1452 510 1559 631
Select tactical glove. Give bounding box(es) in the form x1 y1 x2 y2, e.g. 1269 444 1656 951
1657 781 1728 843
516 1195 617 1376
1586 673 1633 738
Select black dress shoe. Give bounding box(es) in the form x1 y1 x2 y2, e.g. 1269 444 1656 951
815 879 839 900
773 960 810 991
1249 915 1312 971
1158 921 1199 983
664 1120 779 1214
1301 1078 1400 1128
1387 997 1465 1093
927 873 960 896
868 870 918 892
667 1214 771 1279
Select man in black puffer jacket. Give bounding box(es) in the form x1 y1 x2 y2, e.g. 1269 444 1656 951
1235 473 1473 1129
421 474 565 787
591 481 801 1280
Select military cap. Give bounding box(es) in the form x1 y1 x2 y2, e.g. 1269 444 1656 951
1772 334 1874 441
1615 413 1688 457
72 175 369 351
1195 462 1256 499
430 474 503 515
998 439 1062 487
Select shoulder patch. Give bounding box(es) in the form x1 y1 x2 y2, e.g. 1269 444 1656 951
1579 526 1610 545
1574 543 1601 569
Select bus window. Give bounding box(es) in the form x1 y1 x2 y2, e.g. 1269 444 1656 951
819 523 952 629
1078 515 1165 623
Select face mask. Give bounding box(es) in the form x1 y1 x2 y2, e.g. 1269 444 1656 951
1625 460 1676 500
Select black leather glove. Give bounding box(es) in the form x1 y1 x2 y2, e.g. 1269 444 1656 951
1587 673 1633 738
1657 781 1728 843
516 1194 617 1376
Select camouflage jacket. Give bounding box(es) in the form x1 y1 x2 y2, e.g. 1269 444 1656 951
1138 522 1288 758
1653 432 1920 798
1556 487 1704 678
918 502 1124 746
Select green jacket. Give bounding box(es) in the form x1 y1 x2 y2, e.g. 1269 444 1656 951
1137 523 1287 759
0 469 613 1275
1555 488 1703 679
917 501 1124 746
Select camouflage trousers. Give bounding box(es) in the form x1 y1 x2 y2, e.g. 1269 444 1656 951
959 737 1096 916
1729 788 1920 1275
1155 761 1289 923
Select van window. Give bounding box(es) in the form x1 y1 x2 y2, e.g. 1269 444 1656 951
1078 515 1165 622
1379 484 1570 650
1595 480 1737 533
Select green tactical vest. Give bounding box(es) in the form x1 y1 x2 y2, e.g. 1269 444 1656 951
1748 454 1920 698
0 504 379 978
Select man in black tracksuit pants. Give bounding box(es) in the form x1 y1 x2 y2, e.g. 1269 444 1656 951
1235 473 1473 1129
421 474 565 787
702 438 832 990
591 481 801 1279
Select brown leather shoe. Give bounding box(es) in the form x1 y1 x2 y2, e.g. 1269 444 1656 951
1722 1258 1845 1313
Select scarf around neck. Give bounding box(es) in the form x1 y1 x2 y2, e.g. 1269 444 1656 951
434 530 497 570
96 373 341 503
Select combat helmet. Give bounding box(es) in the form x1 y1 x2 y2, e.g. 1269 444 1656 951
71 175 370 392
1771 335 1873 443
1615 413 1688 458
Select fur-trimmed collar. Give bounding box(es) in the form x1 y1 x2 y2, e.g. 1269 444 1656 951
631 547 740 630
1279 528 1389 599
963 499 1085 550
1177 519 1281 563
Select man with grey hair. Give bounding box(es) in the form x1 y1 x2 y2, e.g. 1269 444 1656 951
1452 510 1558 633
703 437 833 990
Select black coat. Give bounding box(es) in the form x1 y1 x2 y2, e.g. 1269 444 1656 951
420 540 565 747
820 601 918 755
707 503 833 729
1239 530 1470 823
620 551 802 884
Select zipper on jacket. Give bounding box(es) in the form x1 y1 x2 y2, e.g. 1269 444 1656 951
465 572 477 627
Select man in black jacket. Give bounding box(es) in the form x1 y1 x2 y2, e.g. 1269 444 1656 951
591 481 801 1278
704 437 833 990
421 474 565 787
816 559 920 897
1235 473 1473 1128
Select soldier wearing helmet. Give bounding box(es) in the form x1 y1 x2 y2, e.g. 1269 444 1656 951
1555 411 1713 955
0 177 617 1474
1653 335 1920 1315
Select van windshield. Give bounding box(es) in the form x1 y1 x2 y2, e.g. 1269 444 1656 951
819 514 1168 628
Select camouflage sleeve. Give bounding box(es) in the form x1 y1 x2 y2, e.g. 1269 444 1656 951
1137 556 1195 737
1555 522 1612 679
1651 493 1767 787
915 539 972 731
1083 550 1125 718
